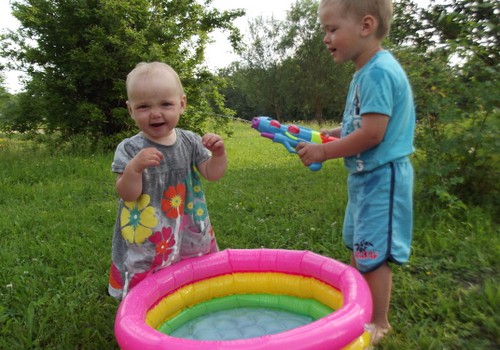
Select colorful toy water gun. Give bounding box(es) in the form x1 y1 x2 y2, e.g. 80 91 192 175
251 116 337 171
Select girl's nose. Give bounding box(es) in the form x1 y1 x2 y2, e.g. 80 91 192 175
151 107 162 117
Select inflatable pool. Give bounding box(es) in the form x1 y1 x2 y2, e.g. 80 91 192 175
115 249 372 349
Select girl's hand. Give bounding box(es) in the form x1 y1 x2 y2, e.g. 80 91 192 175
130 147 164 173
202 133 225 157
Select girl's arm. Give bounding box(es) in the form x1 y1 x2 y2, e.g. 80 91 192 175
116 147 163 201
197 133 227 181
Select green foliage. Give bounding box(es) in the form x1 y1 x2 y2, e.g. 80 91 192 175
0 75 16 130
390 0 433 49
224 16 291 120
281 0 353 122
220 0 499 208
0 0 243 143
427 0 499 67
222 0 353 123
0 122 498 349
389 0 500 209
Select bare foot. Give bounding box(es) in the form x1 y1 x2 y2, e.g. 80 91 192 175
365 323 392 347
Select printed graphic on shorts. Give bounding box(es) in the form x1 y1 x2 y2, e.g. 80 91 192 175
354 239 379 260
120 194 158 244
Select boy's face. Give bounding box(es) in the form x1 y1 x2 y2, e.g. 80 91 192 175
127 70 186 144
319 1 363 65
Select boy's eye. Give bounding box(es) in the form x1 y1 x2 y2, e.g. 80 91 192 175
321 25 336 33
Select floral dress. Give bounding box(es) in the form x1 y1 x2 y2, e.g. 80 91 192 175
108 130 218 299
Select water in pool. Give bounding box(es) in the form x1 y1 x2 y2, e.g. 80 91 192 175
166 307 314 340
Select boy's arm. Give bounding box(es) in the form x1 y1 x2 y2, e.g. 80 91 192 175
297 114 388 165
197 133 227 181
116 147 163 201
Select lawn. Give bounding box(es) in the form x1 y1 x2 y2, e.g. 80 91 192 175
0 121 498 349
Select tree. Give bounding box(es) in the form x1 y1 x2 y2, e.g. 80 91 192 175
426 0 499 67
0 0 243 143
0 74 10 125
281 0 352 123
239 15 289 119
222 0 352 123
390 0 499 208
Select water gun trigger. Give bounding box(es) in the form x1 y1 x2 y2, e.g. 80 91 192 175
281 140 297 154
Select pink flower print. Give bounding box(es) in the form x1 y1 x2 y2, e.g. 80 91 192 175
148 226 176 267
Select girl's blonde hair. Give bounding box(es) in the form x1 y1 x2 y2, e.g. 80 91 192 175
320 0 393 39
126 62 185 99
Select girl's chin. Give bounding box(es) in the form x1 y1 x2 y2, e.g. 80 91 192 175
145 129 176 145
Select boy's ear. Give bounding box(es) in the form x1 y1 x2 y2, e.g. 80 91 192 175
360 15 378 37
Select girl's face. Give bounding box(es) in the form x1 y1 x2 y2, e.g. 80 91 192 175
319 2 363 66
127 71 186 145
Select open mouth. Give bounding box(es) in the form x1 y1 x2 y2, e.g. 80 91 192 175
151 122 166 128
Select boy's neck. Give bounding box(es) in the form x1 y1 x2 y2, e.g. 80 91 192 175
354 42 383 71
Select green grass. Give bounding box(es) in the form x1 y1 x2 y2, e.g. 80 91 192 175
0 122 498 349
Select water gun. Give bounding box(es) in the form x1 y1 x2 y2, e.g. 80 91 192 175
251 116 337 171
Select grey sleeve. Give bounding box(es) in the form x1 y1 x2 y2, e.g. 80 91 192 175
181 130 211 166
111 139 136 174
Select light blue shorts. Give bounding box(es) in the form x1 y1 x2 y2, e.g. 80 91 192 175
343 160 413 273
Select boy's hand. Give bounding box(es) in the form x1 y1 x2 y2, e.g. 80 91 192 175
202 133 225 157
130 147 164 173
296 142 327 166
321 129 332 137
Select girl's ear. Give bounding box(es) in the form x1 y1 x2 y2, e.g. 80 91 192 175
126 101 133 115
179 95 187 114
360 15 378 37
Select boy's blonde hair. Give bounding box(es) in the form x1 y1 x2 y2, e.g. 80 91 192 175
320 0 393 39
126 62 185 99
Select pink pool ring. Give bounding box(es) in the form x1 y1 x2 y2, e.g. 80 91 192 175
115 249 373 349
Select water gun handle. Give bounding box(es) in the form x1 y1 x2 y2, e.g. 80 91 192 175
262 132 322 171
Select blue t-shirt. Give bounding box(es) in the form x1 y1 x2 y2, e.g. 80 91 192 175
341 50 415 173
